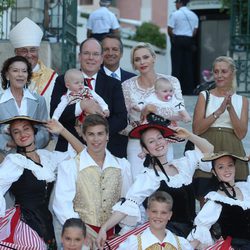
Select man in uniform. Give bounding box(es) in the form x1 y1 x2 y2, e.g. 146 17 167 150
168 0 198 95
100 34 136 157
101 34 135 82
87 0 120 41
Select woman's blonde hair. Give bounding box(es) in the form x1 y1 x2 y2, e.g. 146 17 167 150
130 42 156 70
213 56 237 91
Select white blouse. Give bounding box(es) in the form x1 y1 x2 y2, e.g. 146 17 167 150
202 92 243 128
0 150 69 216
0 88 37 116
187 176 250 246
118 227 193 250
112 150 212 227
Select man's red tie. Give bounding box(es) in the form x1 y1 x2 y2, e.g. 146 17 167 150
85 78 94 90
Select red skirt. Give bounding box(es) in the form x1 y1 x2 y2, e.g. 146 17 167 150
0 207 46 250
205 237 234 250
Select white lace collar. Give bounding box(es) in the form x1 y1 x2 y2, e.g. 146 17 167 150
7 152 57 182
145 167 192 188
205 180 250 210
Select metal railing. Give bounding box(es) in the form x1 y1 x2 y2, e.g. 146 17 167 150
230 0 250 94
0 1 13 40
0 1 64 43
0 0 77 74
44 0 63 43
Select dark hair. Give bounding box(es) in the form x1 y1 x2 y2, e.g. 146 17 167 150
99 0 111 7
211 156 237 188
62 218 86 237
139 127 165 151
1 56 33 90
177 0 189 5
82 114 109 135
139 129 152 168
139 128 170 181
210 156 237 199
9 120 37 150
79 38 103 54
147 191 173 210
102 34 123 54
211 156 236 170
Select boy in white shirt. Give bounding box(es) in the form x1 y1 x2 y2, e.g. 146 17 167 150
118 191 193 250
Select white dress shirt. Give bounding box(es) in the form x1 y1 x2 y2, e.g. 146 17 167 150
87 7 120 34
168 6 198 37
103 66 121 81
118 227 193 249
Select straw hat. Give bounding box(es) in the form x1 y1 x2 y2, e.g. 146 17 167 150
201 151 248 162
0 116 45 125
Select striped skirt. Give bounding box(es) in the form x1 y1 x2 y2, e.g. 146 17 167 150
0 207 46 250
205 237 234 250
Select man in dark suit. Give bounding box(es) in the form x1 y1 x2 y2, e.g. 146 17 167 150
100 34 136 82
50 38 128 158
100 35 136 157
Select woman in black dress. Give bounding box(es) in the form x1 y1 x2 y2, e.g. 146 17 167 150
0 116 83 250
189 152 250 249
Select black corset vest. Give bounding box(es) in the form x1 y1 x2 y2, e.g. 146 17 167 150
143 180 196 237
10 168 55 243
217 202 250 240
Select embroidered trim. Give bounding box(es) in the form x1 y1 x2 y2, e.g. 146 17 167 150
41 71 56 96
120 198 139 206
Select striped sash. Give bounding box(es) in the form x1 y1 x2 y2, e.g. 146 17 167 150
104 222 150 250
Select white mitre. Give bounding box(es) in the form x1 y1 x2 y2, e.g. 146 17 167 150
9 17 43 48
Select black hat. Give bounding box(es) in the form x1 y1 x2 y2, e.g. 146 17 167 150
175 0 189 4
99 0 111 6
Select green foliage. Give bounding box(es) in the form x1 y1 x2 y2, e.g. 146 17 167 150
221 0 230 9
221 0 249 35
0 0 15 13
0 0 15 37
132 22 166 49
80 12 90 19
